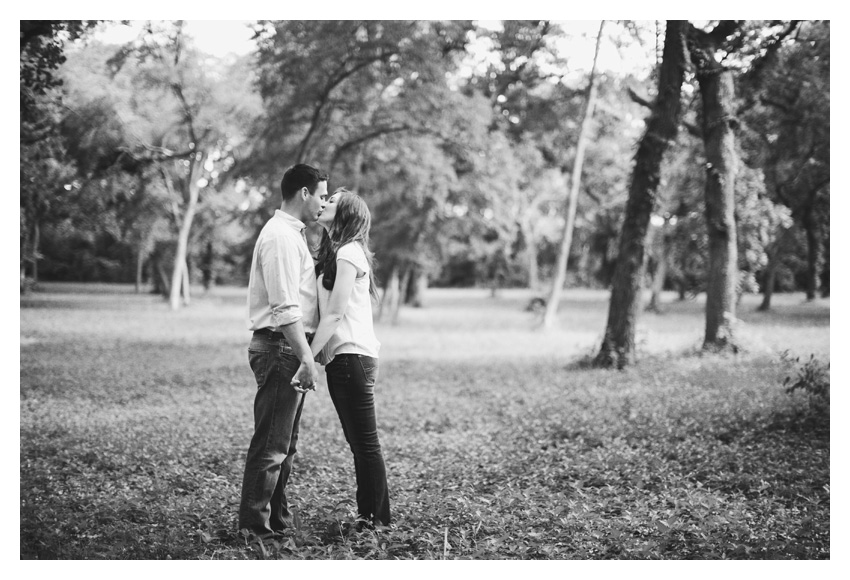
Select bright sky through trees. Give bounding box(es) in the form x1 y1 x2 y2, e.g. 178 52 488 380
95 20 256 57
94 19 656 79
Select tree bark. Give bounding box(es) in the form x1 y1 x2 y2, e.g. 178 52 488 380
758 258 777 311
541 20 605 329
405 267 427 307
594 21 689 368
576 241 591 286
156 259 171 297
135 242 145 293
202 238 214 291
688 22 742 351
803 207 820 301
758 225 790 311
646 236 668 313
169 180 199 310
382 265 402 325
520 213 540 291
820 229 829 298
378 264 401 324
181 258 191 305
162 47 211 311
31 220 40 285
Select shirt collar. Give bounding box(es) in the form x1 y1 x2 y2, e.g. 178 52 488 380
274 209 306 232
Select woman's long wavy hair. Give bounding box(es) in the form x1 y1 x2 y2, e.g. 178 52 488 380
315 188 380 301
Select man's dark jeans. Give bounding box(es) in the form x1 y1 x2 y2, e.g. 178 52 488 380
238 332 306 539
325 354 390 525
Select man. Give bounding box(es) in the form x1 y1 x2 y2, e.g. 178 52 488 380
238 163 328 540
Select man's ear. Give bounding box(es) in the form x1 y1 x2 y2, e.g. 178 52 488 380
301 187 311 200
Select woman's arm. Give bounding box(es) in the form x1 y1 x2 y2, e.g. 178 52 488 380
310 259 359 359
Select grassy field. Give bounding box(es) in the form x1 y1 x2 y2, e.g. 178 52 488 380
20 283 830 559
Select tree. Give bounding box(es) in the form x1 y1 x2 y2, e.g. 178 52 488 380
684 21 746 351
20 113 78 288
467 21 569 292
644 215 672 313
465 21 653 294
541 21 605 328
641 21 811 317
244 20 476 295
594 21 689 369
105 21 256 309
512 143 563 291
367 135 457 322
362 91 492 322
58 46 166 291
20 21 101 289
20 20 100 125
246 21 472 176
737 21 829 302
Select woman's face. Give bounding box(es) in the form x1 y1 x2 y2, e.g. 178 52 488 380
317 192 340 229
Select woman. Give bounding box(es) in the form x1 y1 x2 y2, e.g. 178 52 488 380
310 187 390 528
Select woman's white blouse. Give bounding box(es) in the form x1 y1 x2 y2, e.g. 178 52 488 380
317 242 381 362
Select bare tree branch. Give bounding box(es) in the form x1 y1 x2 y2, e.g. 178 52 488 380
330 125 415 169
707 20 742 44
736 21 801 115
297 49 401 162
628 87 653 109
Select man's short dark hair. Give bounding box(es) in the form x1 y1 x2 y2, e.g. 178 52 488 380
280 164 329 202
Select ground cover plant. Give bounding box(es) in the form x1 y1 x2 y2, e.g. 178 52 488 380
20 284 829 559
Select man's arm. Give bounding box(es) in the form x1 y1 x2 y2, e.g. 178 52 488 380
279 319 318 393
259 233 317 392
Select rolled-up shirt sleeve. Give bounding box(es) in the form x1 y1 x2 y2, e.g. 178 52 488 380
259 234 303 328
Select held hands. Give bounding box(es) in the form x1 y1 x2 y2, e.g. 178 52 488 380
291 359 319 394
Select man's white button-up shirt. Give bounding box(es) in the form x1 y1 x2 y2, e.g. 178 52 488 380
247 209 319 333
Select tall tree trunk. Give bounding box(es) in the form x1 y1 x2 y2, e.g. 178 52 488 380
689 22 741 351
21 213 31 293
382 265 402 325
541 20 605 329
820 229 829 298
757 225 790 311
520 214 540 291
803 207 820 301
527 244 540 292
646 237 668 313
488 246 508 298
135 242 145 294
594 21 689 368
378 264 401 324
405 267 427 307
156 259 171 297
31 220 40 285
201 238 213 291
398 267 413 308
182 258 191 305
758 257 777 312
169 182 200 310
576 240 591 286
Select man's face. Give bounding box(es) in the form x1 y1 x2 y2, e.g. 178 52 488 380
301 180 328 223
